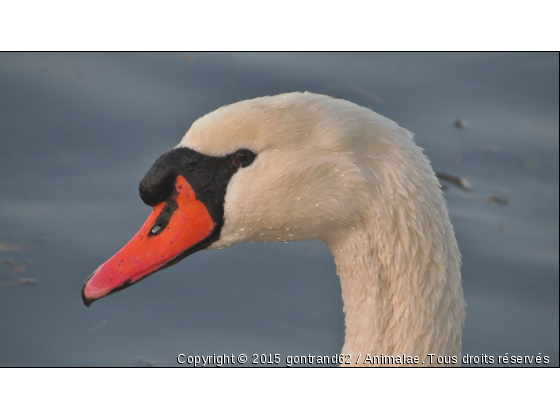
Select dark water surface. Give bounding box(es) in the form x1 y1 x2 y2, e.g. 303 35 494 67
0 52 558 366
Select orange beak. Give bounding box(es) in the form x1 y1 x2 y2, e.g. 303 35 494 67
82 175 217 307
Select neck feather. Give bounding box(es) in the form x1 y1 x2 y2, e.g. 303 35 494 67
326 160 465 366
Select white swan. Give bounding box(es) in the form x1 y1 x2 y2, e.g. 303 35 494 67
82 92 466 366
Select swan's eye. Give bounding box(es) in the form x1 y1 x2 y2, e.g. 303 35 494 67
232 149 256 167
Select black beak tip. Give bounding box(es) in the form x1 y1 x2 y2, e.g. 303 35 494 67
82 270 98 308
81 285 94 307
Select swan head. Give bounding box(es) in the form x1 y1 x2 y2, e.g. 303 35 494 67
82 92 417 306
186 92 367 247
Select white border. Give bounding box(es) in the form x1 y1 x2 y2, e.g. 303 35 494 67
1 1 559 51
1 368 558 419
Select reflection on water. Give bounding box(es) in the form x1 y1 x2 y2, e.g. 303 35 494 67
0 52 558 366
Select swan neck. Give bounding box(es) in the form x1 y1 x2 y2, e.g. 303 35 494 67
327 201 465 366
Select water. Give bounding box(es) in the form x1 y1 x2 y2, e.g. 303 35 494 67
0 52 558 366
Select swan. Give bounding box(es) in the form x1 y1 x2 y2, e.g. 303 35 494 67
82 92 466 366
